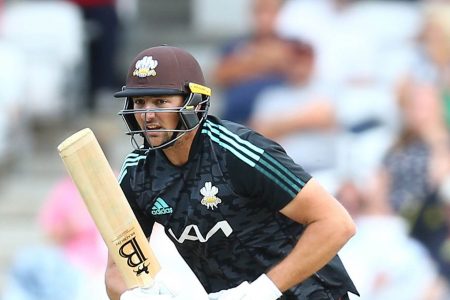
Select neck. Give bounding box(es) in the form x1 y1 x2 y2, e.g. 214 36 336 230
162 129 198 166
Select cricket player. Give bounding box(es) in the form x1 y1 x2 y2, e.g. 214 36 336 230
106 45 359 300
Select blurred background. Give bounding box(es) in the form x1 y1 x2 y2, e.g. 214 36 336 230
1 0 450 299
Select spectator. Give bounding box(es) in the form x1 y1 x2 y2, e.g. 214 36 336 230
249 40 341 192
211 0 292 125
39 176 108 278
397 2 450 129
337 175 449 300
276 0 413 182
67 0 120 113
248 31 398 192
380 82 450 283
1 175 109 300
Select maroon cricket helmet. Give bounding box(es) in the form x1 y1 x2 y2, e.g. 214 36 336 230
114 45 206 97
114 45 211 151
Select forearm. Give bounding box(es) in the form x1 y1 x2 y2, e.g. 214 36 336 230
266 218 355 292
105 256 128 300
213 43 287 87
251 100 336 139
279 101 336 135
213 58 274 87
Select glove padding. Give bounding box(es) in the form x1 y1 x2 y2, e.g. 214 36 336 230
120 269 178 300
208 274 282 300
121 288 173 300
120 268 209 300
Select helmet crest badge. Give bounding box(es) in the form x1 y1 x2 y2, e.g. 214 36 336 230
133 56 158 78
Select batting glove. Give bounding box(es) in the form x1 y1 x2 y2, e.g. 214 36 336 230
120 288 173 300
120 268 209 300
120 270 177 300
208 274 282 300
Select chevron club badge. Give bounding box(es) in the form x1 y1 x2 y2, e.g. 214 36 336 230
200 182 222 210
133 56 158 78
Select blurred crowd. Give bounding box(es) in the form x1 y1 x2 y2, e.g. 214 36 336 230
1 0 450 299
0 0 134 168
0 0 128 299
211 0 450 299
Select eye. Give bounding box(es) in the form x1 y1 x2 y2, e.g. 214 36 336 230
156 98 169 106
133 98 145 107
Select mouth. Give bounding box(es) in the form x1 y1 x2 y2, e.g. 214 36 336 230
145 124 162 131
145 124 164 139
144 124 164 138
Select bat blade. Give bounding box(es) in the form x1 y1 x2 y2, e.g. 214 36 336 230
57 128 160 289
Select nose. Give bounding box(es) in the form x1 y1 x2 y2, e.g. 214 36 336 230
141 109 156 122
138 101 157 119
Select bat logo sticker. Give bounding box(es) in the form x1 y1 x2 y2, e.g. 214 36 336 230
135 263 150 276
119 236 150 277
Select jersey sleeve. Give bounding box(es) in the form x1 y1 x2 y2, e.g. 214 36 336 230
227 130 312 211
118 152 155 237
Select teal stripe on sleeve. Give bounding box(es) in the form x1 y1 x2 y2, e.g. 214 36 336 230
202 129 256 167
262 152 306 187
117 153 146 184
203 121 303 196
254 165 297 198
205 121 263 154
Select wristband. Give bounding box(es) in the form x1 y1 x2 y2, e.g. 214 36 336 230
248 274 282 300
208 274 282 300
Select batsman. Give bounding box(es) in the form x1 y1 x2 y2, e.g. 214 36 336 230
107 45 359 300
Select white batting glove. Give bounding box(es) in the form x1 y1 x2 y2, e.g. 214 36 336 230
208 274 282 300
120 288 173 300
121 268 209 300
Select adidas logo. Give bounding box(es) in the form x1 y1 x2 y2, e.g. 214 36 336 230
151 197 173 215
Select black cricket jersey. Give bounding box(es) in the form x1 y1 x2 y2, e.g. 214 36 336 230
118 115 358 299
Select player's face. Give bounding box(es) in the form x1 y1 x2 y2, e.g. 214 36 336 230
132 95 184 147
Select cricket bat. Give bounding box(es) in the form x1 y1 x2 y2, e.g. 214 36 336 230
57 128 160 289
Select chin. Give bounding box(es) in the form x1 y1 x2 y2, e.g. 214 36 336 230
149 136 171 147
148 139 163 147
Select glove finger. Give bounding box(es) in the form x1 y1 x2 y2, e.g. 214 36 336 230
155 269 181 296
208 281 250 300
208 291 225 300
121 288 171 300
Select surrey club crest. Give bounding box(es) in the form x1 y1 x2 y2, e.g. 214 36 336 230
200 182 222 210
133 56 158 78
